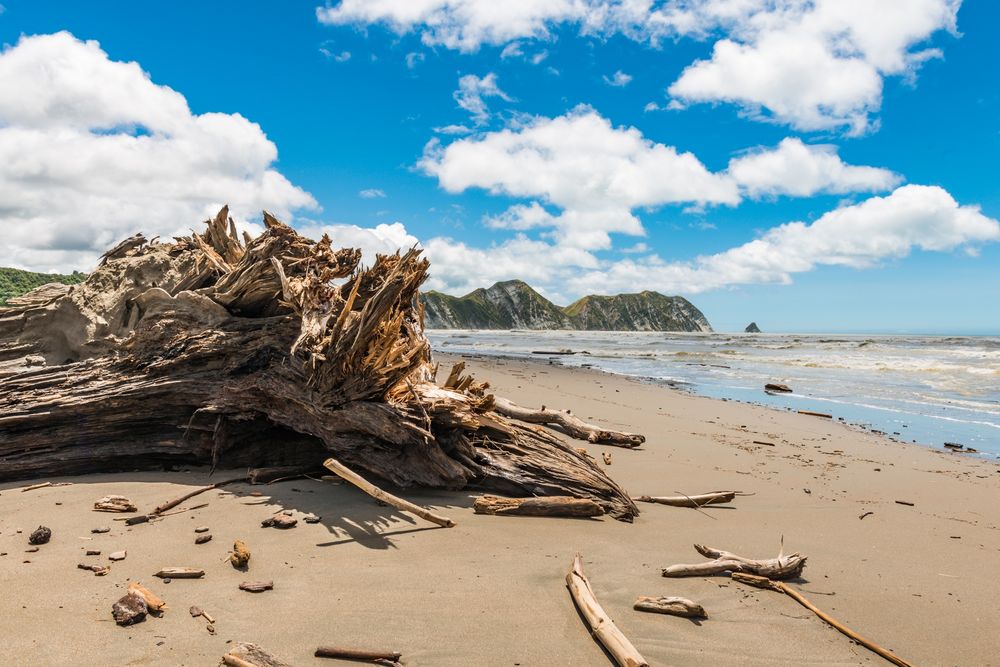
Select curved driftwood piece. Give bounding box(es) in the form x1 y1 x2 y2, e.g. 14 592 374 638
663 544 807 579
0 208 638 521
323 457 455 528
633 596 707 618
473 494 604 517
493 396 645 447
732 573 914 667
635 491 742 507
566 554 649 667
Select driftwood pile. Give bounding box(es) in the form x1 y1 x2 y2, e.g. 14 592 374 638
0 207 636 519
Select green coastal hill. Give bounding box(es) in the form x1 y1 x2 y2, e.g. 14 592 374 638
422 280 712 332
0 267 87 306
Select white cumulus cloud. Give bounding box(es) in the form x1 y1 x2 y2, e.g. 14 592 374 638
420 107 740 250
359 188 387 199
0 32 316 272
603 70 633 86
729 138 902 198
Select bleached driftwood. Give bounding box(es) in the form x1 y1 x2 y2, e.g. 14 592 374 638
473 494 604 517
662 544 806 579
635 491 742 507
566 555 649 667
0 208 638 521
732 573 914 667
493 395 645 447
323 457 455 528
153 567 204 579
633 596 707 618
224 643 292 667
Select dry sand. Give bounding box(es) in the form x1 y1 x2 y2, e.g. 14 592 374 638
1 353 998 666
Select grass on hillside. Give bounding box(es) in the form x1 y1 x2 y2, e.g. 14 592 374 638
0 267 87 305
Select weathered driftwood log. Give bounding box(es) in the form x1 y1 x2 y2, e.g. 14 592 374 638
633 596 707 618
732 573 914 667
0 208 637 520
635 491 743 507
493 395 645 447
324 456 455 527
566 554 649 667
314 646 403 662
154 567 204 579
663 544 807 579
473 494 604 518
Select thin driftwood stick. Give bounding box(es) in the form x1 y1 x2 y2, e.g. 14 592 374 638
314 646 403 661
633 596 707 618
493 396 645 447
566 554 649 667
731 573 914 667
662 544 807 579
635 491 745 507
473 494 604 518
150 477 243 515
323 457 455 528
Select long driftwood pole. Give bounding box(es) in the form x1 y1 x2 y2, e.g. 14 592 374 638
732 573 914 667
0 207 639 521
662 544 807 579
492 396 645 447
566 555 649 667
635 491 741 507
323 457 455 528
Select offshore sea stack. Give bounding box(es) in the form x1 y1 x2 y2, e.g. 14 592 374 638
0 208 637 520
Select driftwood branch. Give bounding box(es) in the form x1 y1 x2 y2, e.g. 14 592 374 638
323 457 455 528
635 491 746 507
566 554 648 667
732 573 914 667
662 544 807 579
315 646 403 663
633 596 707 618
151 477 244 515
493 396 645 447
473 494 604 517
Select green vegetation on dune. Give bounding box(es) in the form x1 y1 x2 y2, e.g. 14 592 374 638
0 267 87 305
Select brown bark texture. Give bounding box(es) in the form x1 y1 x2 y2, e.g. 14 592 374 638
0 207 637 520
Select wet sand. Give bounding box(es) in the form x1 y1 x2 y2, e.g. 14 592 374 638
1 353 997 666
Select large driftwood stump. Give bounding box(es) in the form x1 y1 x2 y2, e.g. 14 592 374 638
662 544 807 579
0 207 638 520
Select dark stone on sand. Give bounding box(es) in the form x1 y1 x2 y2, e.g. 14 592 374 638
28 526 51 545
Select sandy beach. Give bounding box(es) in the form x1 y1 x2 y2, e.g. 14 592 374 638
1 353 997 666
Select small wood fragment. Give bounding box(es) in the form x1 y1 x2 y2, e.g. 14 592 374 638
94 495 137 512
154 567 204 579
602 452 612 465
752 440 776 446
195 534 213 544
194 526 210 533
28 525 51 545
731 572 914 667
324 457 455 528
797 410 833 419
315 646 403 662
128 582 166 613
239 580 273 593
86 549 101 556
663 544 806 580
633 596 707 618
78 563 111 576
230 539 251 569
91 526 110 534
473 494 604 518
109 550 127 561
895 500 915 507
566 554 648 667
112 592 147 625
859 511 875 520
124 514 149 526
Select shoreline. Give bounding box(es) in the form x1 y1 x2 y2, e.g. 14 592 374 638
2 355 998 665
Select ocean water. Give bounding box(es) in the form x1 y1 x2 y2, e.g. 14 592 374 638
428 330 1000 458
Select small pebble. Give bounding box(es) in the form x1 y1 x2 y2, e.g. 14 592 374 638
86 550 101 556
195 534 213 545
109 550 127 561
92 527 111 534
28 526 52 545
194 526 209 533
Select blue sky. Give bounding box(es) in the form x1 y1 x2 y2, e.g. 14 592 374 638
0 1 997 333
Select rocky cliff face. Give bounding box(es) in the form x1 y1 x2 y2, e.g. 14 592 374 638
421 280 713 332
